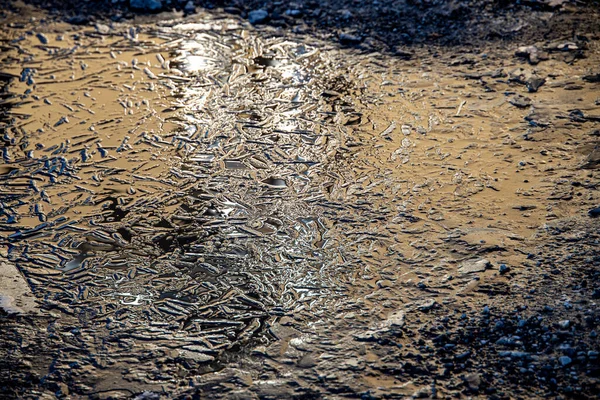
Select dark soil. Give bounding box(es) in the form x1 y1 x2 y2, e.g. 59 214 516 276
16 0 600 51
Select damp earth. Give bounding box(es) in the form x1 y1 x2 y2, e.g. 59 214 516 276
1 0 600 398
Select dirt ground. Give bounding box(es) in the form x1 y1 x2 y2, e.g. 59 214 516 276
1 0 599 398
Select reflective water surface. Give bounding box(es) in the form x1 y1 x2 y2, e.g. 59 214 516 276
1 2 599 398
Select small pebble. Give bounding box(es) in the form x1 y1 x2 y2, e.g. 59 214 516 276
559 320 570 329
559 356 572 366
35 33 48 44
248 9 268 24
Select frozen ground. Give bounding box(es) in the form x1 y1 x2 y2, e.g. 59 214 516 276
1 1 599 398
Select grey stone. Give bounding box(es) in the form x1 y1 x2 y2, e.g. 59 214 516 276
0 259 40 315
458 259 491 274
526 76 546 93
36 33 48 44
559 320 570 329
285 9 302 17
133 392 161 400
499 351 530 359
184 1 195 12
464 373 481 390
353 330 379 341
248 10 268 24
413 386 431 398
385 310 405 327
515 45 548 64
178 350 214 362
559 356 572 366
95 23 111 34
339 33 362 44
417 299 436 311
376 279 393 288
297 353 317 368
130 0 162 11
496 337 511 346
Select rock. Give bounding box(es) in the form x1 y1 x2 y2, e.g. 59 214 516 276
413 386 431 398
133 392 161 400
143 67 157 79
224 390 255 400
67 15 90 25
224 7 242 15
0 259 40 315
382 310 405 328
583 73 600 83
499 264 510 274
564 84 583 90
464 373 481 390
509 95 532 108
499 351 530 359
178 350 214 362
56 382 69 397
279 316 294 326
353 330 379 341
251 346 268 356
365 310 406 337
184 1 195 12
341 358 362 370
515 45 548 64
248 9 269 24
392 46 412 59
130 0 162 11
525 110 551 127
36 33 48 45
549 41 579 51
496 336 517 346
219 368 253 387
297 353 316 368
339 33 362 44
589 207 600 218
559 356 572 366
544 0 569 8
183 345 212 353
417 299 436 311
512 204 537 211
286 9 302 17
95 23 111 34
376 279 393 288
289 336 312 352
559 320 570 329
526 76 546 92
458 259 491 274
580 146 600 169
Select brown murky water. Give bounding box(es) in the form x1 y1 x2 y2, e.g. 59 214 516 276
1 2 599 398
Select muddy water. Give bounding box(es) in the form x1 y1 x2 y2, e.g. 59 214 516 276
1 3 599 398
1 6 371 383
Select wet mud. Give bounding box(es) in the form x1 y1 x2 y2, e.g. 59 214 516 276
1 1 599 399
